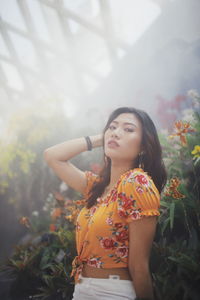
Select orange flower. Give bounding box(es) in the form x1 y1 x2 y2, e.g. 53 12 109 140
19 216 30 228
49 223 56 232
51 207 62 220
168 120 195 146
65 215 73 222
164 177 185 199
75 199 86 206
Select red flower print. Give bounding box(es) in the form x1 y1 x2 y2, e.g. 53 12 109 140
114 222 123 229
122 198 134 210
135 174 149 186
118 210 127 218
100 237 116 250
76 221 81 231
111 190 118 202
87 257 102 268
136 186 143 194
90 206 97 216
106 217 113 225
118 193 135 210
131 209 141 220
115 246 128 258
116 230 129 243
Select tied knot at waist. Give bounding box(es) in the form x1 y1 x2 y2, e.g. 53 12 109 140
71 256 87 283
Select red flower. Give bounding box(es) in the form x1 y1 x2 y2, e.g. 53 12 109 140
118 210 127 218
106 217 113 225
123 198 134 210
131 209 141 220
135 174 148 186
116 230 128 243
136 186 143 194
115 246 128 258
100 237 116 250
76 221 81 231
87 257 102 268
114 222 123 229
111 190 118 202
90 206 97 215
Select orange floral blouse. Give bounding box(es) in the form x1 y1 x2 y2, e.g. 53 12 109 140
71 168 160 283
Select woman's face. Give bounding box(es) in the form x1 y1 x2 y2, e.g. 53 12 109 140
104 113 143 165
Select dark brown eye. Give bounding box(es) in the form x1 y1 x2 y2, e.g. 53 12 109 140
124 128 134 132
109 125 116 130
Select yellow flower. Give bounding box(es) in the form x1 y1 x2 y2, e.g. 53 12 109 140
191 145 200 158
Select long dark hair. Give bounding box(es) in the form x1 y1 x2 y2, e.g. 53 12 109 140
86 107 167 208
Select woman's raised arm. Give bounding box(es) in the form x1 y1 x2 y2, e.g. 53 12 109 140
43 134 103 194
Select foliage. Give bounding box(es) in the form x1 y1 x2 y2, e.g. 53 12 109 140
152 89 200 300
1 190 78 300
1 92 200 299
0 99 103 299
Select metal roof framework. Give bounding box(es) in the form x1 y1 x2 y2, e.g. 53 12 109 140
0 0 130 110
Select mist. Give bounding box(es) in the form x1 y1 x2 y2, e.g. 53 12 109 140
0 0 199 135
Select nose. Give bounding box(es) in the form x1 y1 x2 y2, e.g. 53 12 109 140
111 127 121 138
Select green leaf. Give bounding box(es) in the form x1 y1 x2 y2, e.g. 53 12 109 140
161 217 170 235
169 202 175 230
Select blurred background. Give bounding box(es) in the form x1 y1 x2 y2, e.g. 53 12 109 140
0 0 200 266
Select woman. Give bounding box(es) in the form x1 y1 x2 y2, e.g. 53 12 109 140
44 107 167 300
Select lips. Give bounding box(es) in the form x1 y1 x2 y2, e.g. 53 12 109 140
107 140 119 147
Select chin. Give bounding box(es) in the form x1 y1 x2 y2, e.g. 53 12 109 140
105 150 122 161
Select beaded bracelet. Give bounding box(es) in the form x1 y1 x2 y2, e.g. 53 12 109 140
85 136 92 151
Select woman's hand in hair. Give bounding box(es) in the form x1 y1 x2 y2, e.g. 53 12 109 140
90 134 104 148
43 134 103 195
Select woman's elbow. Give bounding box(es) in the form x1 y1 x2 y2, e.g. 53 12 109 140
43 149 53 163
128 261 149 276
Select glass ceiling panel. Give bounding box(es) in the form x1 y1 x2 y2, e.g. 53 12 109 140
26 0 51 43
41 4 67 52
0 60 24 90
0 0 27 31
108 0 161 45
70 23 111 75
0 33 10 57
63 0 102 28
8 31 39 70
0 0 165 119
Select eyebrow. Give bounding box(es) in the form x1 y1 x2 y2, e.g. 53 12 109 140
111 120 137 128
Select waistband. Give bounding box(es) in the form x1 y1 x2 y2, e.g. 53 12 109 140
78 274 133 284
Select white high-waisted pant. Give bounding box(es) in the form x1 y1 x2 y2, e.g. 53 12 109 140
71 274 136 300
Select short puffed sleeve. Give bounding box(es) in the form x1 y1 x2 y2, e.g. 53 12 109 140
83 171 100 199
117 169 160 223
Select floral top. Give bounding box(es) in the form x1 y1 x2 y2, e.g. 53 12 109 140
71 168 160 283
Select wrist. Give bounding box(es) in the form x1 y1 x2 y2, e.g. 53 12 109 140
90 134 103 148
85 136 92 151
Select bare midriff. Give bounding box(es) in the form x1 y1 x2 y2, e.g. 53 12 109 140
82 264 132 280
